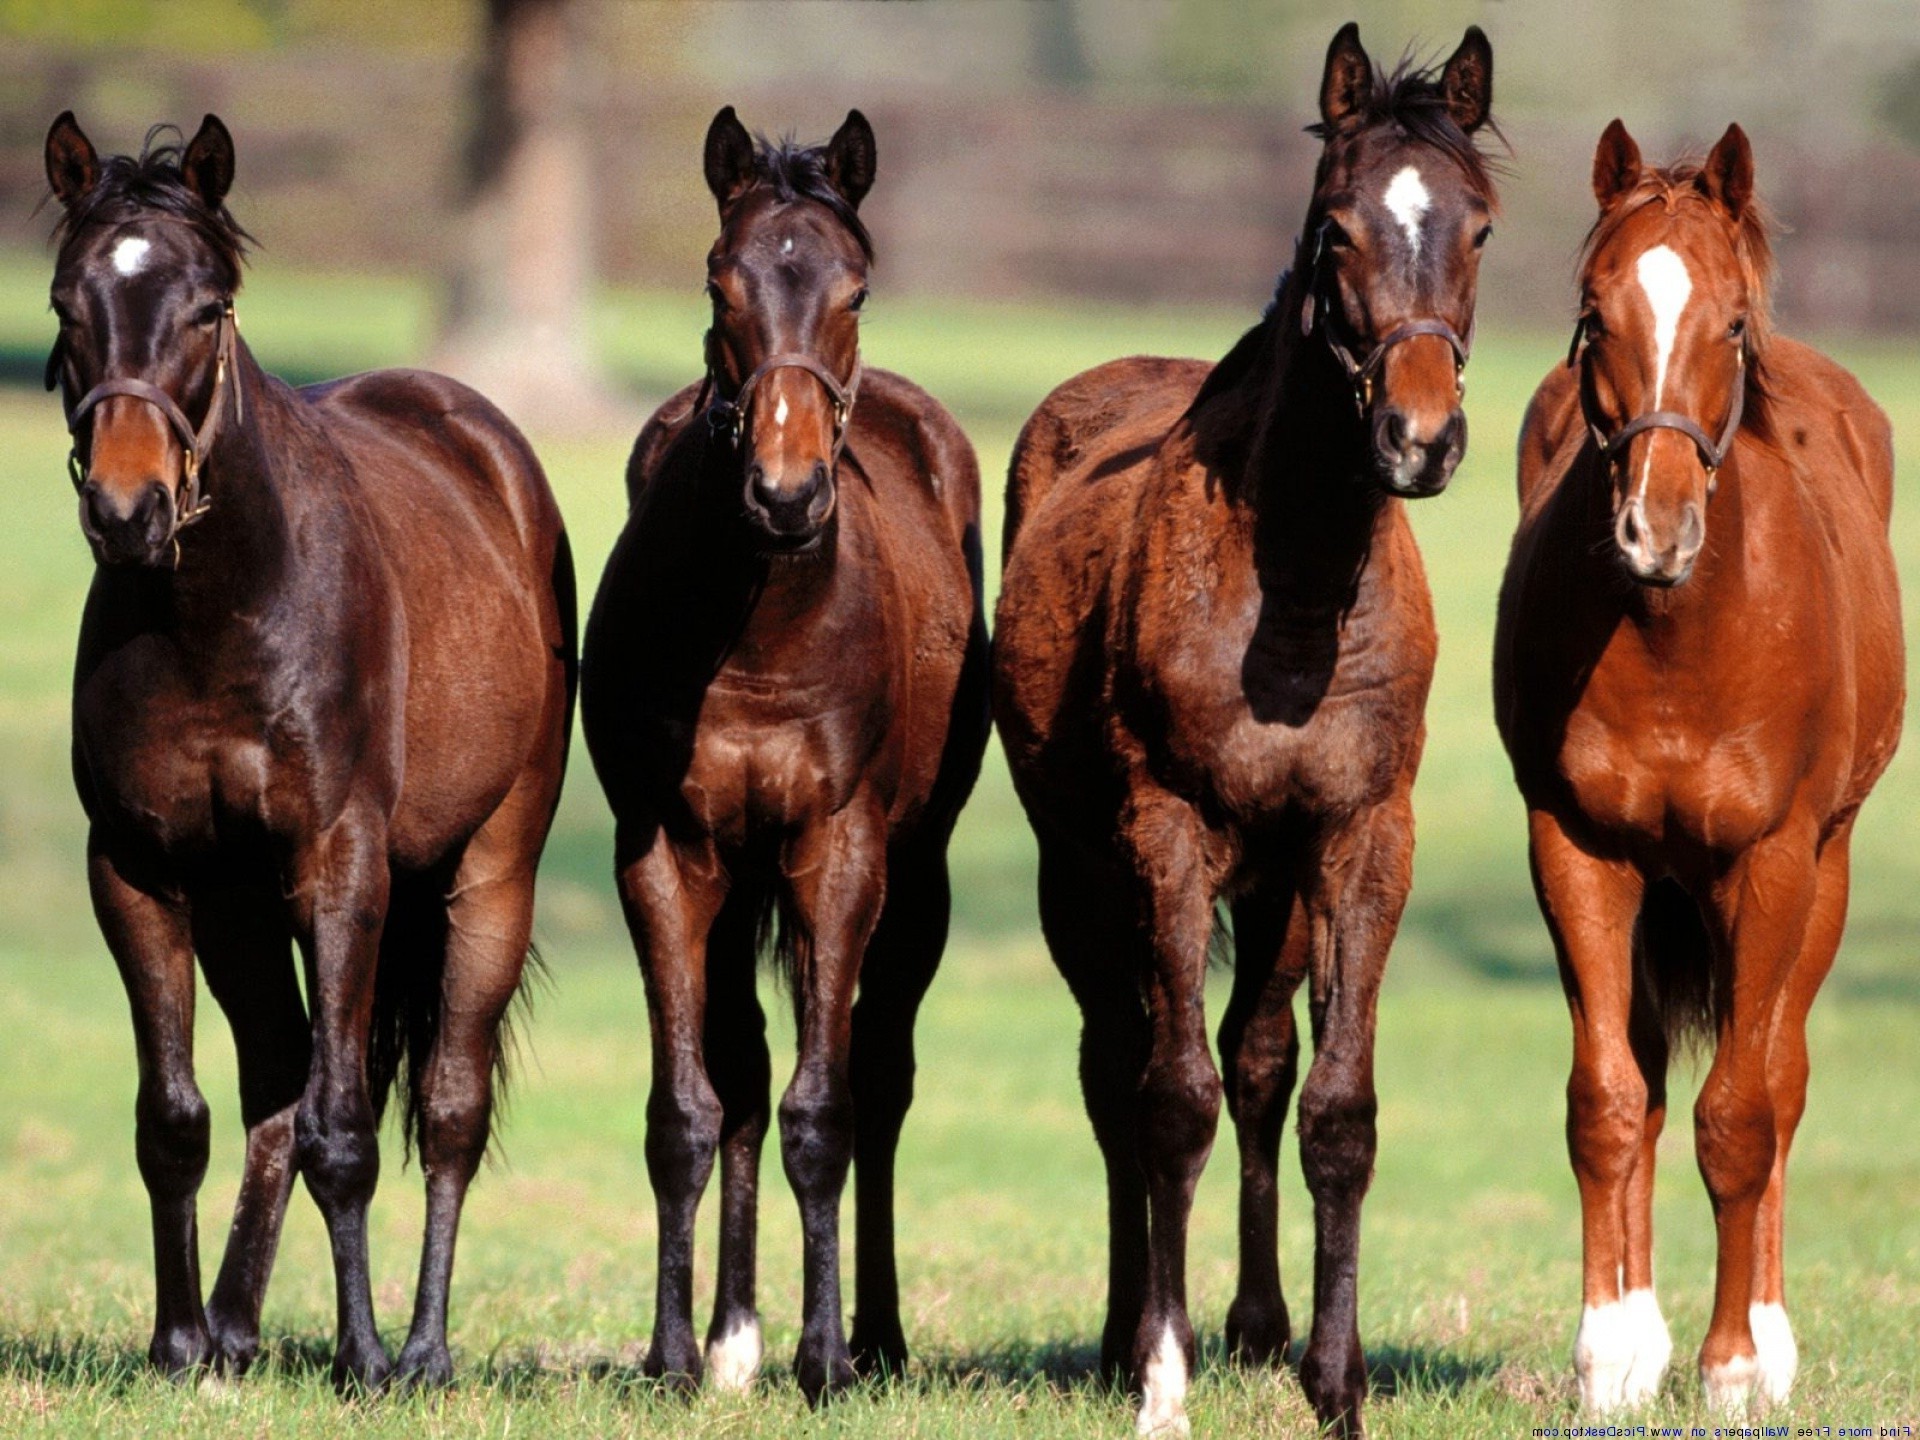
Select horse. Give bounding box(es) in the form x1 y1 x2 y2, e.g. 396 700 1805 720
42 113 577 1391
993 25 1496 1436
1493 120 1902 1415
579 107 989 1401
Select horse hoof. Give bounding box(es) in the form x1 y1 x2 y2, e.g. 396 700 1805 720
795 1347 857 1406
704 1317 763 1395
149 1324 212 1378
393 1340 455 1392
1225 1296 1291 1366
642 1336 703 1394
204 1308 260 1378
330 1338 393 1397
1300 1343 1367 1438
848 1321 908 1381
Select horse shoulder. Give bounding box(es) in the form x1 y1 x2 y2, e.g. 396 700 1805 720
625 380 707 512
847 369 981 534
1762 338 1896 526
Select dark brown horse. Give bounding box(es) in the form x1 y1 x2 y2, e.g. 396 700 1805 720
43 114 576 1390
1494 122 1902 1414
993 26 1495 1437
580 108 989 1401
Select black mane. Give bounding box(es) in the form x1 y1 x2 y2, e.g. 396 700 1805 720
1307 53 1503 202
51 125 252 287
751 134 873 261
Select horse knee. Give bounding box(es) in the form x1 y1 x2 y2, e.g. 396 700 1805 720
1298 1077 1377 1198
296 1098 379 1211
645 1084 723 1195
1138 1061 1222 1177
1694 1076 1775 1204
1566 1058 1648 1181
779 1083 854 1197
135 1080 210 1199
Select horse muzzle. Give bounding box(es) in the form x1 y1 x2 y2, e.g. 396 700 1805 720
1615 493 1704 587
79 477 178 567
744 460 834 551
1373 405 1466 498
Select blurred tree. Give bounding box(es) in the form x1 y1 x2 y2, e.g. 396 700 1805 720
1029 0 1092 88
431 0 622 431
1880 54 1920 148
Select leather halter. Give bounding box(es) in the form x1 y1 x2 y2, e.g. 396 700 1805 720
1567 314 1745 480
699 342 862 466
1298 223 1472 415
54 302 242 539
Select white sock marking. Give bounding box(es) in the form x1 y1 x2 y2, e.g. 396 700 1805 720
1703 1353 1758 1414
773 394 789 427
111 236 151 276
1749 1302 1797 1405
1621 1288 1673 1404
1383 166 1431 259
1575 1301 1636 1412
1136 1323 1190 1436
704 1315 763 1394
1634 244 1693 492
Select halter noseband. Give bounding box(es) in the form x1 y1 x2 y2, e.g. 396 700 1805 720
1568 315 1745 482
699 343 863 467
54 302 242 542
1299 223 1472 415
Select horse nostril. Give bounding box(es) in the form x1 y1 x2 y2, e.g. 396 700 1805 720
1618 506 1641 549
1679 504 1704 554
1382 410 1408 454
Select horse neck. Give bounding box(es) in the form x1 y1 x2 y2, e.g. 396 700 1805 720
160 344 297 637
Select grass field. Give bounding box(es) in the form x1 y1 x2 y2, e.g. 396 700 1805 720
0 255 1916 1437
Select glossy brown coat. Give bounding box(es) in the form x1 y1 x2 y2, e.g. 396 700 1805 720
580 110 989 1401
994 26 1496 1437
1494 122 1902 1413
45 114 575 1391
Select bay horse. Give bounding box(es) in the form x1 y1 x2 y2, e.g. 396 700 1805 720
43 114 576 1390
579 107 989 1401
993 25 1495 1437
1493 121 1902 1413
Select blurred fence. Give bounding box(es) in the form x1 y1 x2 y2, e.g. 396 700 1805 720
4 15 1920 333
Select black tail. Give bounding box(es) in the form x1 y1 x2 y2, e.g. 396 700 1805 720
1634 878 1721 1055
366 872 541 1162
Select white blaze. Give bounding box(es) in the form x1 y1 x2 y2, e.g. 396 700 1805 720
1383 166 1431 259
111 236 151 277
773 394 789 427
1633 244 1693 494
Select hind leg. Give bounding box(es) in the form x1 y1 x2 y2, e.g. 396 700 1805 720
1037 838 1150 1385
1218 883 1307 1367
194 886 310 1376
702 891 771 1393
847 840 950 1378
1747 821 1851 1407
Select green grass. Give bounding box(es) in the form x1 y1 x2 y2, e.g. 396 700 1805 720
0 260 1916 1436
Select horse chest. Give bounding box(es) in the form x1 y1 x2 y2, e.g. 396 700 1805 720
675 688 881 844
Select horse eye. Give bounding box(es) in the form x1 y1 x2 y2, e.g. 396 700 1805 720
193 302 224 327
1321 219 1353 250
704 280 727 312
849 287 869 314
1728 317 1747 341
1473 224 1494 249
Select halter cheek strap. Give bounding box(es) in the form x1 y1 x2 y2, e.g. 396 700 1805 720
1299 229 1472 415
58 303 242 535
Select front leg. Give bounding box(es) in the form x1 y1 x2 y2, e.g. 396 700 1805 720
289 813 394 1392
781 796 889 1405
90 838 212 1376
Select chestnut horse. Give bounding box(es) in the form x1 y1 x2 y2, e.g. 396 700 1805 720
43 115 576 1390
994 26 1495 1437
1494 121 1901 1413
580 108 989 1400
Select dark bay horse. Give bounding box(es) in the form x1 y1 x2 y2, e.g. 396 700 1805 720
993 26 1495 1436
1494 121 1901 1414
579 107 989 1401
43 114 576 1390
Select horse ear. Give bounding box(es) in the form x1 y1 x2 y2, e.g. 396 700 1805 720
1592 118 1642 209
1699 123 1754 220
823 109 877 210
45 111 99 207
1441 26 1493 134
182 115 235 209
1319 22 1373 132
704 105 756 210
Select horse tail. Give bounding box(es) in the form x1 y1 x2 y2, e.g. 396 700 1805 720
367 872 446 1159
1634 878 1721 1054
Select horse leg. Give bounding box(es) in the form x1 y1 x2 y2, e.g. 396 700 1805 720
1696 823 1817 1412
194 887 309 1375
1618 958 1673 1401
702 889 771 1393
780 798 888 1404
1125 789 1223 1438
392 777 551 1388
619 823 728 1387
289 812 395 1392
1218 883 1307 1367
1294 795 1413 1438
90 840 212 1375
1037 838 1149 1384
1529 808 1653 1412
1747 823 1849 1408
847 839 949 1379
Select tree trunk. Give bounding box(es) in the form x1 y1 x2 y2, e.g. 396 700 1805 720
431 0 624 433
